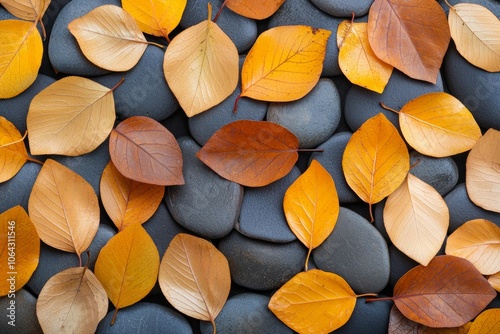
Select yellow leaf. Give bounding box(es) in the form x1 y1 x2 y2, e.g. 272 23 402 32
163 4 238 117
36 267 108 334
448 3 500 72
122 0 186 38
466 128 500 213
395 92 482 158
28 159 99 260
0 0 50 21
446 219 500 275
384 174 449 266
342 113 409 221
269 269 357 334
159 233 230 329
337 20 393 94
27 76 117 156
94 224 159 323
0 206 40 296
0 116 30 182
0 20 42 98
68 5 150 72
239 25 330 104
283 160 339 270
100 161 165 231
468 308 500 334
226 0 285 20
488 272 500 292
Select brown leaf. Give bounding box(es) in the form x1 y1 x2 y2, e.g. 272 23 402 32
0 116 30 182
226 0 285 20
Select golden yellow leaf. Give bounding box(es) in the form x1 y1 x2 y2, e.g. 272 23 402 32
0 206 39 296
28 159 99 261
94 224 159 324
100 161 165 231
395 92 482 158
159 233 230 329
269 269 357 334
163 4 238 117
122 0 186 38
466 128 500 213
384 174 449 266
0 20 42 99
36 267 108 334
448 3 500 72
283 160 339 270
226 0 285 20
468 308 500 334
446 219 500 275
337 20 393 94
342 113 409 221
0 116 30 182
27 76 117 156
0 0 50 21
239 25 330 105
488 272 500 292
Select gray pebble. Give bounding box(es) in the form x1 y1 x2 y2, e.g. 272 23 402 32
409 151 459 196
0 163 41 213
0 289 42 333
334 297 392 334
311 0 374 17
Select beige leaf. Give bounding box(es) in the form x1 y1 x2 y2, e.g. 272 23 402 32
488 271 500 292
0 0 50 21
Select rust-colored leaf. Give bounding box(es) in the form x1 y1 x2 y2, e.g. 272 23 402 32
468 308 500 334
226 0 285 20
0 0 50 21
0 116 30 182
196 120 299 187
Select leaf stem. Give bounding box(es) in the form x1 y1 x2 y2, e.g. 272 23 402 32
111 308 118 325
0 131 28 148
369 202 374 222
110 78 125 92
304 248 312 271
211 318 217 334
78 253 82 267
296 148 324 153
146 41 165 49
357 293 378 298
213 0 228 23
233 94 242 113
27 156 44 165
365 296 394 302
410 158 421 170
379 102 400 114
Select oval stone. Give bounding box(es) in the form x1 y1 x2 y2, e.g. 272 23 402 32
409 151 459 196
0 163 41 213
311 0 373 17
334 297 392 334
0 289 42 333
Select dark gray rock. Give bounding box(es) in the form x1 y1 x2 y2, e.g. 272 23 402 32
313 207 390 294
311 0 374 17
199 293 293 334
409 151 459 196
0 289 42 333
162 109 190 139
237 166 300 243
373 199 390 244
0 162 41 213
388 245 419 292
218 230 306 291
266 78 341 148
166 137 243 239
334 297 392 334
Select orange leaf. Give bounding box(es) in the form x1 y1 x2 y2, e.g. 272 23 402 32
226 0 285 20
109 116 184 186
269 269 357 334
445 219 500 275
0 0 50 21
488 272 500 292
158 233 230 329
0 116 30 182
196 120 299 187
0 206 40 296
468 308 500 334
342 113 409 221
100 161 165 231
283 160 339 270
367 0 450 83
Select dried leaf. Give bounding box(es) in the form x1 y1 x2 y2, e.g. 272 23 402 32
342 113 409 221
393 255 496 328
269 269 357 334
448 3 500 72
239 25 330 104
36 267 108 334
468 308 500 334
27 76 117 156
445 219 500 275
163 4 238 117
0 116 30 182
0 20 43 98
159 233 230 328
367 0 450 83
384 174 449 266
337 20 393 93
226 0 285 20
283 160 339 270
100 161 165 231
109 116 184 186
0 0 50 21
488 272 500 292
0 206 39 295
196 120 299 187
466 128 500 213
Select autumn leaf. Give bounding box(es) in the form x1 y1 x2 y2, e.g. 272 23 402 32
447 2 500 72
0 206 39 296
36 267 108 334
384 173 449 266
95 224 159 324
163 3 238 117
283 160 339 270
226 0 285 20
468 308 500 333
489 272 500 292
0 19 43 98
337 20 393 93
27 76 118 156
109 116 184 186
159 233 230 331
367 0 450 83
0 116 31 182
28 159 99 264
466 128 500 213
445 219 500 275
342 113 409 221
100 161 165 231
0 0 50 22
269 269 357 334
196 120 299 187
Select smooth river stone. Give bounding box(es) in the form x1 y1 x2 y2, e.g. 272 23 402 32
0 289 42 333
311 0 374 17
334 297 392 334
313 207 390 294
218 230 306 291
0 163 41 213
409 151 459 196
